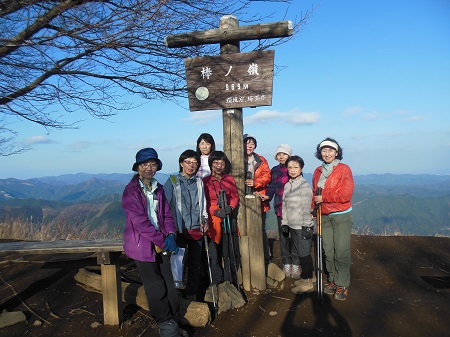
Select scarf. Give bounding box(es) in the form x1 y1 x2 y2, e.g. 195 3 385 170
318 159 340 188
247 154 256 175
139 178 160 230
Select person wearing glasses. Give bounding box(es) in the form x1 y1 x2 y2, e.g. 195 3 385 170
122 148 186 337
202 150 239 284
196 133 216 178
312 137 354 301
281 155 315 294
163 149 209 302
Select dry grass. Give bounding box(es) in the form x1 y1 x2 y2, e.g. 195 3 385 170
0 220 122 241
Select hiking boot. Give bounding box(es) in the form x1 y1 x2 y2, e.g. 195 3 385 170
291 278 314 294
159 319 184 337
324 281 337 295
294 274 316 286
291 265 301 279
179 327 189 337
283 264 292 278
334 286 348 301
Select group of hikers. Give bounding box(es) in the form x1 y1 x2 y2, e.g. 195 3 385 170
121 132 355 337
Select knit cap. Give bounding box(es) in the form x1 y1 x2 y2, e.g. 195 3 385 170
274 144 292 160
243 134 257 147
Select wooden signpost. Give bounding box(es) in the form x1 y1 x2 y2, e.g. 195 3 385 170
184 50 274 111
166 15 292 291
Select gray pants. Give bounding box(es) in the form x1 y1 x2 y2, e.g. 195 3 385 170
321 211 353 288
277 216 292 265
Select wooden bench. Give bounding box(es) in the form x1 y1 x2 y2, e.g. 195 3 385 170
0 238 124 326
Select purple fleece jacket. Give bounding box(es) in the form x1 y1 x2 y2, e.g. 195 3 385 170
122 175 177 262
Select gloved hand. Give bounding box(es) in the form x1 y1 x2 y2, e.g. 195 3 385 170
163 234 179 254
225 205 232 215
214 205 232 218
281 225 290 237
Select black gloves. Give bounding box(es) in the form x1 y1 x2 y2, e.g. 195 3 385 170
281 225 290 237
214 205 232 218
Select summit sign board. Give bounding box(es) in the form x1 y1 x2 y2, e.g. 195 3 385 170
184 50 274 111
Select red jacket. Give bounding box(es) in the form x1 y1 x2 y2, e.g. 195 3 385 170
312 163 354 215
203 174 239 243
245 153 271 213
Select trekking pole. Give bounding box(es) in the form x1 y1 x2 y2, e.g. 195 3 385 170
225 215 239 286
218 190 232 283
315 187 324 303
229 217 247 302
218 189 240 287
202 217 218 317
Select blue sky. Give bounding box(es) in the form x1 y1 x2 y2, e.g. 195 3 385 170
2 0 450 179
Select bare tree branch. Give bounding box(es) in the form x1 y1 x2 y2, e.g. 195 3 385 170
0 0 314 155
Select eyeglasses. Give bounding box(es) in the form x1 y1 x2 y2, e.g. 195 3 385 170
140 162 158 169
212 160 225 167
183 160 198 166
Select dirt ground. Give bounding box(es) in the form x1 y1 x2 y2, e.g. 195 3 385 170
0 235 449 337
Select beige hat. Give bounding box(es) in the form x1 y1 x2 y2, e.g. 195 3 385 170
319 140 339 151
274 144 292 160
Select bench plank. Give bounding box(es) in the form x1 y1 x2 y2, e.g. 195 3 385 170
0 238 125 326
0 238 124 255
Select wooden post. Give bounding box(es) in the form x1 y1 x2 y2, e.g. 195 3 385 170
246 196 266 290
166 15 293 292
219 15 250 290
97 252 122 325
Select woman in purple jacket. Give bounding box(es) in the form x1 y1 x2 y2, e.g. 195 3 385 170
122 147 185 337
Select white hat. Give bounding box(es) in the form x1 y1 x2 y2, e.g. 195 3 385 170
274 144 292 160
319 140 339 151
243 134 257 147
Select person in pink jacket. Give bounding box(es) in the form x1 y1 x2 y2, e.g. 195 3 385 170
312 138 354 301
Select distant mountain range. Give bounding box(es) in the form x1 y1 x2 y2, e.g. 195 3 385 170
0 173 449 237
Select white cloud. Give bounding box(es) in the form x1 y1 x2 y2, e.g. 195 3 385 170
362 112 379 120
350 134 368 140
392 110 409 116
245 109 281 124
23 135 56 145
288 111 319 125
404 115 426 122
343 106 363 116
244 109 319 125
69 141 94 151
182 110 221 124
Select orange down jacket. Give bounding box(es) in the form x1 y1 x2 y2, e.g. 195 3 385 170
246 153 271 213
311 162 354 215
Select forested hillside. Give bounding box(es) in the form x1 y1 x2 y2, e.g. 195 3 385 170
0 173 449 238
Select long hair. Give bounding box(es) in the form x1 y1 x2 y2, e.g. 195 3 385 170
196 133 216 155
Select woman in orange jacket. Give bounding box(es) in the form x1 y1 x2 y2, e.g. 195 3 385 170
312 137 354 301
243 134 272 272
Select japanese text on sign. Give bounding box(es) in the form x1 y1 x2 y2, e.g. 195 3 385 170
184 50 274 111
